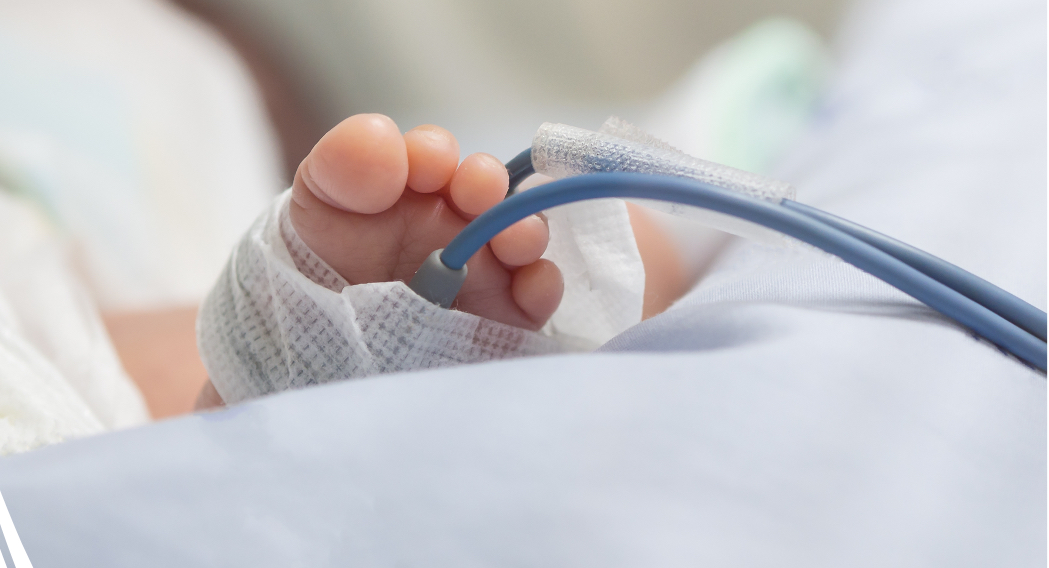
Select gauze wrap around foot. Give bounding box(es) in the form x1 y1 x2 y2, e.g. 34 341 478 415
198 191 644 404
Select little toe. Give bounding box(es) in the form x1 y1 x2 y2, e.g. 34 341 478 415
510 259 564 327
297 113 408 215
404 125 460 194
489 214 549 267
448 153 509 216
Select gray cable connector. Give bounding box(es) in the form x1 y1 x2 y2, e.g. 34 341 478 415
407 249 468 308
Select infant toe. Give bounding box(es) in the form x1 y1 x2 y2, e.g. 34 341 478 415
298 113 408 214
404 125 460 194
510 259 563 327
448 153 509 217
490 214 549 267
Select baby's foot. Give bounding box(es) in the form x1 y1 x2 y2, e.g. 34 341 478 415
289 113 563 330
194 113 690 410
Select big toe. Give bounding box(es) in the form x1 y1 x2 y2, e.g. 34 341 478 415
298 113 409 214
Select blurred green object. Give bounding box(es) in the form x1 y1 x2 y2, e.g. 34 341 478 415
707 19 829 173
649 18 830 174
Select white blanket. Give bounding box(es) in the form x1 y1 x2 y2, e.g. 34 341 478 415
0 0 1042 565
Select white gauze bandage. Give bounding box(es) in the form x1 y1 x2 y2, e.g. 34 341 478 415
198 189 644 404
532 118 796 247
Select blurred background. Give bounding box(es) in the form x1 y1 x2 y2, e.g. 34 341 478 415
0 0 845 420
0 0 845 302
172 0 845 176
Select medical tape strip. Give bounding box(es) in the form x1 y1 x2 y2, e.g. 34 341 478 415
535 118 799 247
197 192 569 404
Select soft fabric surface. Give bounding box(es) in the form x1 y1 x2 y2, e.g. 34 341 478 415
0 0 1043 564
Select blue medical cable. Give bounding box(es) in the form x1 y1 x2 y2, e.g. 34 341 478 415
500 146 1047 342
504 148 534 197
502 148 1047 344
780 200 1047 342
431 172 1046 372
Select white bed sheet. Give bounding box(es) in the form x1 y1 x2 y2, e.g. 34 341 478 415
0 0 1043 564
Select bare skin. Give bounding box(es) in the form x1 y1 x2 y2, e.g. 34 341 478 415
102 306 209 419
289 116 565 330
103 114 686 416
626 203 690 319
